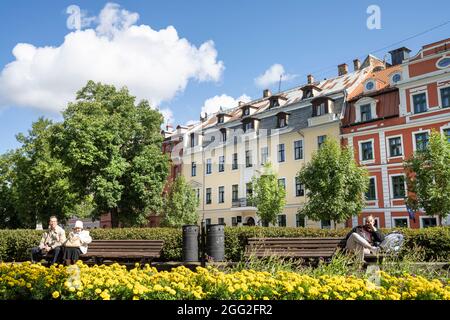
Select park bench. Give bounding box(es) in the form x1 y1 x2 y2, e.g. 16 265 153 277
244 237 382 263
36 239 164 265
79 240 165 265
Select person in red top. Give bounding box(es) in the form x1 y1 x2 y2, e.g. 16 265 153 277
345 215 385 256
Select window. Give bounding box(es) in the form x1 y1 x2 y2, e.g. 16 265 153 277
421 217 437 228
415 132 429 151
436 57 450 69
388 137 402 157
206 188 212 204
245 150 252 167
277 114 287 128
365 81 375 91
295 177 304 197
318 135 326 149
191 162 196 177
217 115 224 124
393 218 408 228
278 178 286 190
294 140 303 160
278 144 285 162
205 218 211 225
391 73 402 84
441 87 450 108
190 133 195 147
261 147 269 165
232 185 239 202
206 159 212 174
315 103 326 116
361 141 374 161
231 217 238 227
443 128 450 143
243 121 254 132
218 218 225 225
277 215 287 227
303 89 313 99
232 153 238 170
221 129 227 142
413 93 427 113
219 156 225 172
196 188 200 200
365 177 376 200
246 182 253 206
321 220 331 229
218 186 225 203
270 98 280 108
360 104 372 122
392 176 405 199
243 107 250 116
296 214 305 227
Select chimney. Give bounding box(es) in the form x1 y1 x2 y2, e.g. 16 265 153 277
389 47 411 65
263 89 272 98
166 124 173 132
353 59 361 71
338 63 348 76
307 74 314 84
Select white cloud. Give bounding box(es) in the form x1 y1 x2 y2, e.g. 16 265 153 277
66 5 96 31
0 3 224 113
201 94 251 115
159 108 173 125
254 64 296 88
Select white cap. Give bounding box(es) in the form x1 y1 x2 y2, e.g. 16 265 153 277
74 220 83 229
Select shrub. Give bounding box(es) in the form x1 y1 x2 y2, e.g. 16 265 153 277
0 226 449 262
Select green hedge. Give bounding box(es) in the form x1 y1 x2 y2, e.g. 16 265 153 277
0 226 449 262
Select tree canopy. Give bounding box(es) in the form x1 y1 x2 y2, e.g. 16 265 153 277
297 137 369 225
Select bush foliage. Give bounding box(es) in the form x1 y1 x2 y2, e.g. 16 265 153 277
0 226 449 262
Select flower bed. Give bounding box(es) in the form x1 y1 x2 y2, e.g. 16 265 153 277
1 262 449 300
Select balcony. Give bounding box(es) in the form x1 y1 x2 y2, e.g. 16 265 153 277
231 198 256 211
308 113 338 127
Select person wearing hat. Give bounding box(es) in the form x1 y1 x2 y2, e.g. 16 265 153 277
63 220 92 265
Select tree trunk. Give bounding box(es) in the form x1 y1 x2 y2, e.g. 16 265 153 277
110 208 119 228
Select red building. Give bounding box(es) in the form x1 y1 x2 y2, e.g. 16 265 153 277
342 39 450 229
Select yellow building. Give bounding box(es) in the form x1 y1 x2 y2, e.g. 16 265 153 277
169 57 386 228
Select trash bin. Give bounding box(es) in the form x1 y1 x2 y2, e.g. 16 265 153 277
206 224 225 261
182 225 199 262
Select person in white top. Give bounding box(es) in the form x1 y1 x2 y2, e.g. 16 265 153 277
63 220 92 265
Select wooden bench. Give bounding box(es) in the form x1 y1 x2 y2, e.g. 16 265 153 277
80 240 165 265
245 237 382 263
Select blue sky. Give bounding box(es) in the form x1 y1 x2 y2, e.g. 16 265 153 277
0 0 449 154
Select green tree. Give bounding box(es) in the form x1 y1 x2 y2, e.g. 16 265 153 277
404 130 450 224
249 162 286 226
0 152 22 228
161 176 199 227
12 118 77 226
297 138 369 227
53 81 169 227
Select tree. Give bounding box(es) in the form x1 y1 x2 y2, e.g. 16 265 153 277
53 81 169 227
0 152 22 228
161 176 199 227
297 138 369 227
249 162 286 226
404 130 450 224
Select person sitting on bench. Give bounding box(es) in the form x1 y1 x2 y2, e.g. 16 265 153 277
31 216 66 265
345 215 384 256
63 220 92 265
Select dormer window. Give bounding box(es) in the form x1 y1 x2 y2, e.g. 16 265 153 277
364 80 376 92
217 115 224 124
243 119 254 132
390 72 402 85
276 112 289 128
270 98 280 108
242 107 250 117
354 97 377 123
436 56 450 69
303 89 313 99
315 103 326 116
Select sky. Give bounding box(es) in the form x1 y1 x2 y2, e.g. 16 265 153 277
0 0 449 154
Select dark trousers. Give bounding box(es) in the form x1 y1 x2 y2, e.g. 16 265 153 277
31 246 62 265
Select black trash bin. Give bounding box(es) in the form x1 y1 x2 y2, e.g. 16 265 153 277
206 224 225 261
182 225 199 262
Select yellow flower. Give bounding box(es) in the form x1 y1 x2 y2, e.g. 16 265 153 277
52 291 60 299
95 288 102 294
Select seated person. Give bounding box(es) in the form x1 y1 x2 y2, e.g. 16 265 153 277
63 220 92 265
345 215 384 256
31 216 66 265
